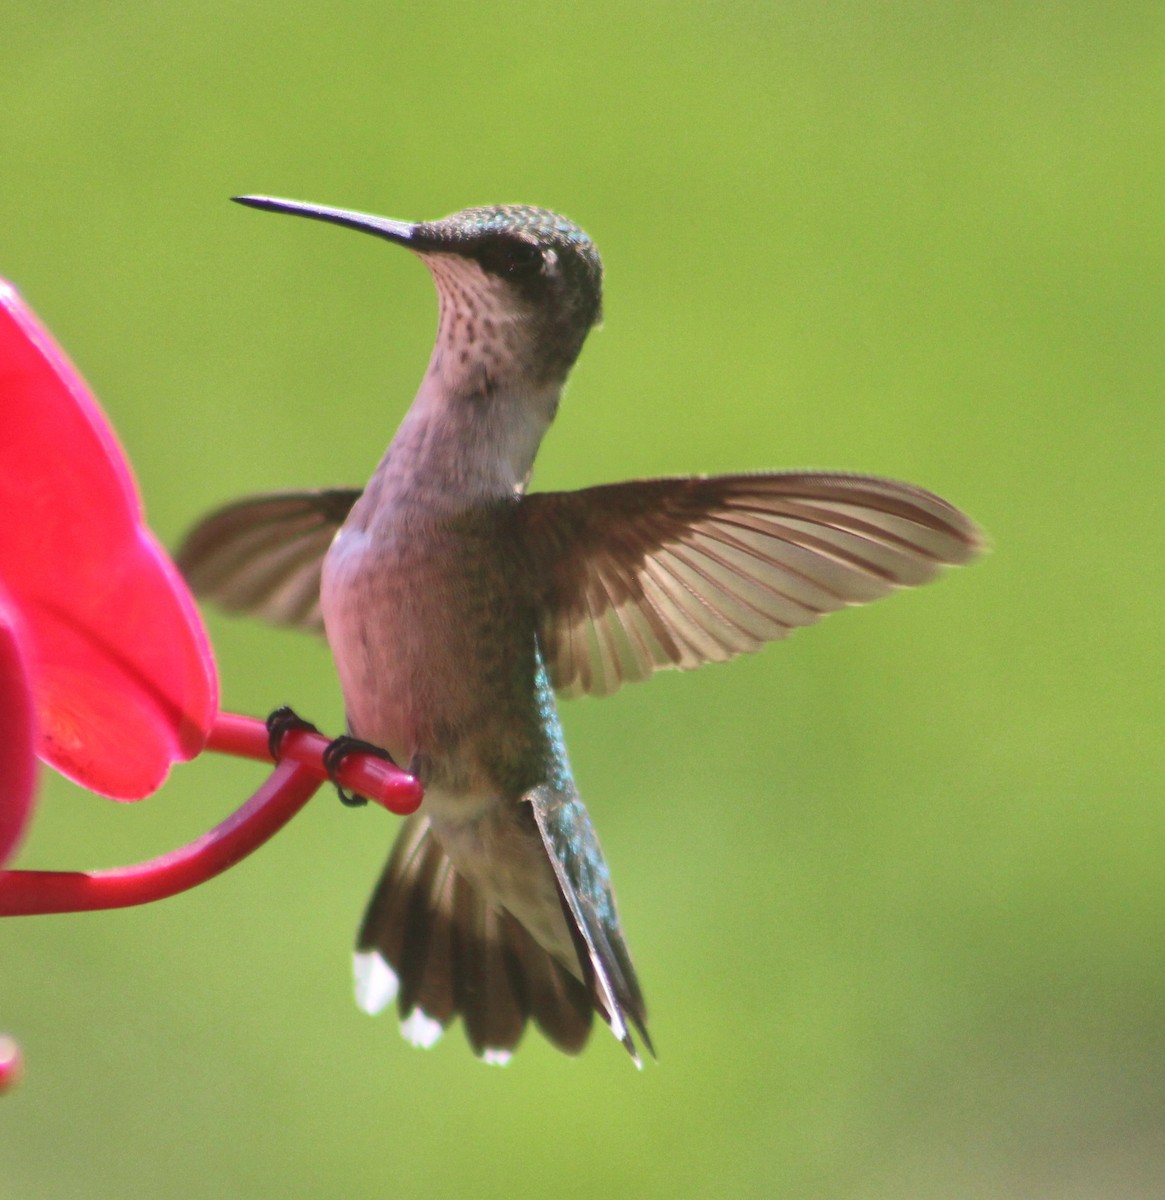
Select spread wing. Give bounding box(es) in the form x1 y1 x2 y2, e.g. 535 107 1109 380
518 472 985 698
175 489 360 634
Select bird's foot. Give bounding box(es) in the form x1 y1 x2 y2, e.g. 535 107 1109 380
265 708 397 808
322 736 398 808
265 705 319 760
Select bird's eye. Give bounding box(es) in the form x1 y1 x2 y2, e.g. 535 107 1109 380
480 237 543 279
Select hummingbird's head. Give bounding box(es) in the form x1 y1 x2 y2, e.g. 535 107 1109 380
233 196 603 394
413 205 603 383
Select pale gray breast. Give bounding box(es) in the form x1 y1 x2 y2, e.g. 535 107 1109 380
322 502 548 797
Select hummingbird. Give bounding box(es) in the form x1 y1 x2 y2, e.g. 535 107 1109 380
178 196 984 1066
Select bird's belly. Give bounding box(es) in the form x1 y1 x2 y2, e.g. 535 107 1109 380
320 517 543 793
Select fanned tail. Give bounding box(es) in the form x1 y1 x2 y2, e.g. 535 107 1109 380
354 814 597 1061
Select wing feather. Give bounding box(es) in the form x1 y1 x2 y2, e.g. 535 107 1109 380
175 489 360 634
519 472 984 697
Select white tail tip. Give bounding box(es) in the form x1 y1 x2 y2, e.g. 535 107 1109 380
400 1008 444 1049
353 950 399 1015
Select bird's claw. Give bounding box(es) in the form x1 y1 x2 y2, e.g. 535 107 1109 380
265 705 319 761
322 736 398 808
266 709 396 808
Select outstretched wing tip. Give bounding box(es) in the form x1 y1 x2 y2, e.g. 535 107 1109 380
175 488 360 634
525 470 985 699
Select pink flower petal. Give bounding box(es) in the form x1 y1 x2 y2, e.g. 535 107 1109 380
0 281 218 799
0 594 37 865
0 1035 23 1093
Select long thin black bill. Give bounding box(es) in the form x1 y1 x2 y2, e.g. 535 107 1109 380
231 196 418 247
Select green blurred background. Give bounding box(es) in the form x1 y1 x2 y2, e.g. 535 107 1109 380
2 3 1163 1196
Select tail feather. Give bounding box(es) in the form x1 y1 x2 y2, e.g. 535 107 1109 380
528 787 653 1063
567 894 654 1061
356 813 602 1060
454 884 527 1058
357 813 430 982
397 855 458 1028
506 916 593 1054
